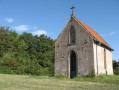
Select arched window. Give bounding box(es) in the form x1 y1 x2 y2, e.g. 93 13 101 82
69 26 76 44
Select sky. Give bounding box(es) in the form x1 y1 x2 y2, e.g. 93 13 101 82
0 0 119 60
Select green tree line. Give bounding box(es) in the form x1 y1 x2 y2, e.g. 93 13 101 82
0 26 54 76
0 26 119 76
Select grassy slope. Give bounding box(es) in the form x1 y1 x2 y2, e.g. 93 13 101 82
0 74 119 90
74 75 119 85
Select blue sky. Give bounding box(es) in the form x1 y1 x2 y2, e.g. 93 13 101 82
0 0 119 60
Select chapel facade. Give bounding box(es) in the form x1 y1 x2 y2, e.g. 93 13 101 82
54 14 113 78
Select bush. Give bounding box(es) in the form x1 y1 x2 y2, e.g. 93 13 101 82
0 66 15 74
113 60 119 75
114 67 119 75
1 53 17 67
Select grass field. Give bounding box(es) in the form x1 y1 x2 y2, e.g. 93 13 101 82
0 74 119 90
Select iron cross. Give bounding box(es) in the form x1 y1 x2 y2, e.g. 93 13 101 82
71 6 75 14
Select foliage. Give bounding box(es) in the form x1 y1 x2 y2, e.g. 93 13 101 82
0 26 55 76
113 60 119 75
85 70 95 77
114 67 119 75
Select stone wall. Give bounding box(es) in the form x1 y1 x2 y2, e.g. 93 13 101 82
55 17 94 77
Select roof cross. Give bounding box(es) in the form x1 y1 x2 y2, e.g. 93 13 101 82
71 6 75 14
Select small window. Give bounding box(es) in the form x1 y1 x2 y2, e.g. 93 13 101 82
104 49 106 69
69 26 76 44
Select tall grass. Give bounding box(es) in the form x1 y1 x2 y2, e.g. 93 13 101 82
73 75 119 85
0 74 119 90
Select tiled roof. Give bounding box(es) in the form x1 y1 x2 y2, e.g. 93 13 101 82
72 15 113 50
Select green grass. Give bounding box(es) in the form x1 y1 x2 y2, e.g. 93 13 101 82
0 74 119 90
74 75 119 85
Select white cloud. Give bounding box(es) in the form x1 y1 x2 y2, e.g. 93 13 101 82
14 25 30 31
13 25 47 36
14 25 38 32
30 26 38 29
32 30 47 36
109 32 116 36
4 18 14 23
101 34 107 37
101 32 117 37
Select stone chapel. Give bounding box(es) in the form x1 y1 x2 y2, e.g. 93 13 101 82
54 13 113 78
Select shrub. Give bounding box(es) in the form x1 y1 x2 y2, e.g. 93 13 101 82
114 67 119 75
1 53 17 67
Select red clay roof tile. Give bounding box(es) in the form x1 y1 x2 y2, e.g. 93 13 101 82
72 15 113 50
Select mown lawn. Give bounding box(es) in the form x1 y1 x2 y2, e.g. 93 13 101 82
0 74 119 90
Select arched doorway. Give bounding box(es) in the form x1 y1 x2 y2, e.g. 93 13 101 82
70 50 77 78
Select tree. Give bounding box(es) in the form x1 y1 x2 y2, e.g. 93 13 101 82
113 60 119 75
0 27 55 76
